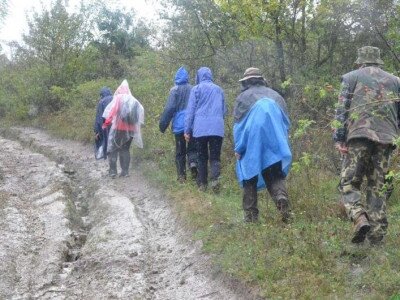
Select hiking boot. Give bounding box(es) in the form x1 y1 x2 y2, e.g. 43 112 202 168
178 175 186 184
110 172 117 179
198 184 207 192
119 171 129 177
367 232 384 246
211 179 220 194
244 211 258 223
276 198 290 223
368 235 384 246
190 163 198 181
351 214 370 243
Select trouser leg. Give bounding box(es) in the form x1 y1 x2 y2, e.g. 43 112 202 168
187 137 198 167
196 136 209 188
175 134 187 179
340 139 370 221
365 144 392 243
263 161 290 221
119 138 132 175
108 150 118 176
209 136 223 181
242 176 258 222
187 137 198 180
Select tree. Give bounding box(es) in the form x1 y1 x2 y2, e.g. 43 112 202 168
216 0 290 82
0 0 8 25
159 0 239 69
23 0 91 88
91 5 151 78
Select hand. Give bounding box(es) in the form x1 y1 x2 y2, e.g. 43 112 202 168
184 133 191 142
235 152 241 160
335 142 348 154
95 133 100 141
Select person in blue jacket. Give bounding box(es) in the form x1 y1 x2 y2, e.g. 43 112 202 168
94 87 113 160
184 67 226 192
159 67 198 182
233 67 292 222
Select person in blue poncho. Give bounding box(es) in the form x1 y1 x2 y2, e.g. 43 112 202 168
233 67 292 222
159 67 198 183
93 87 113 160
184 67 226 192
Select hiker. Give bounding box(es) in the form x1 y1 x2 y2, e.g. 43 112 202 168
184 67 226 192
94 87 113 159
159 66 198 183
102 80 144 178
233 67 292 223
333 46 400 244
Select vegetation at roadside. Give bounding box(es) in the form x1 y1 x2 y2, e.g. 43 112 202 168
1 0 400 298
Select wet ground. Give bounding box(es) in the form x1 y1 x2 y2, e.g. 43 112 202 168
0 127 256 299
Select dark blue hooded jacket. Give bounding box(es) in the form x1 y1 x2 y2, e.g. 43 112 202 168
94 87 113 133
184 67 226 137
159 67 192 134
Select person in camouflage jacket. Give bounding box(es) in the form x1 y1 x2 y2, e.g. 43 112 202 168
333 46 400 244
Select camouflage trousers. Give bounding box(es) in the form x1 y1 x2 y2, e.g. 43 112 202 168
340 138 393 240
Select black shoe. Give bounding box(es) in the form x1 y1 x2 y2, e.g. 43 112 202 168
244 211 258 223
190 164 198 180
119 171 129 177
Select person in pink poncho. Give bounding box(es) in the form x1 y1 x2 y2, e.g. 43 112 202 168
102 80 144 178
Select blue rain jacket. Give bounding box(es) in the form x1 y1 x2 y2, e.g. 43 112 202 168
94 87 113 133
184 67 226 138
159 67 192 134
94 87 113 159
234 98 292 190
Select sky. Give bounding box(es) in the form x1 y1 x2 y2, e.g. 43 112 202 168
0 0 160 54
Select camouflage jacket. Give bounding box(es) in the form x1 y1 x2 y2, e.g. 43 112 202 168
333 66 400 145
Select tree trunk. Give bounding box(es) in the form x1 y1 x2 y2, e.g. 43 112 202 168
274 15 286 83
300 2 306 65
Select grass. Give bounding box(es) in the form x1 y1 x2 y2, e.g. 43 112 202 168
140 148 400 299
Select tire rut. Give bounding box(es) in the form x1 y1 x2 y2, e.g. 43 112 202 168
0 127 256 299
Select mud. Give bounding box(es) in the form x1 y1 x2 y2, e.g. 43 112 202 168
0 127 257 299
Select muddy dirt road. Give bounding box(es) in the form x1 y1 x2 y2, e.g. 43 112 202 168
0 127 254 299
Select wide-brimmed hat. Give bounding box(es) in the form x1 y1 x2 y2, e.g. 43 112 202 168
354 46 384 65
239 67 265 82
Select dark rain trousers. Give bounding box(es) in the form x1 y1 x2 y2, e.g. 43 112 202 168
175 133 198 179
243 161 289 220
195 136 223 187
108 138 133 175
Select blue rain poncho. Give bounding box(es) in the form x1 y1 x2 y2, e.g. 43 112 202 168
234 98 292 190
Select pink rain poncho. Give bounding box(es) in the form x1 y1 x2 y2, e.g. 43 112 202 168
102 80 144 152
